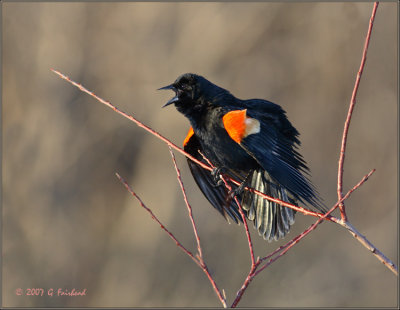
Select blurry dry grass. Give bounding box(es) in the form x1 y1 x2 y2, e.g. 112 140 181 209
3 2 398 308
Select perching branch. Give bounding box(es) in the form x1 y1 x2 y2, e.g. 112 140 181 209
51 63 396 277
51 68 332 222
52 2 396 307
230 168 378 308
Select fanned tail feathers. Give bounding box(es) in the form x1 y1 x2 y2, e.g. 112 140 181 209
241 170 296 241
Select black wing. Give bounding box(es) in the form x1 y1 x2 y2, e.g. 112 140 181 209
235 102 326 213
183 132 243 223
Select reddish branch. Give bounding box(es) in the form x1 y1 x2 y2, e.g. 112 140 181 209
256 169 376 274
199 149 382 306
50 69 211 172
52 3 397 307
116 172 227 308
227 187 256 266
51 68 332 222
199 151 258 266
115 173 197 262
340 221 398 274
337 2 379 222
168 147 204 259
230 168 377 308
167 148 228 306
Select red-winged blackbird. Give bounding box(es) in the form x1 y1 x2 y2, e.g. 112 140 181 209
160 73 326 241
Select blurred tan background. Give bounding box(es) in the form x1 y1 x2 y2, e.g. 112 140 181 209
2 2 398 308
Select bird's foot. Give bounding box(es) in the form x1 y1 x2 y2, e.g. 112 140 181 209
227 181 246 200
211 166 227 187
226 171 252 200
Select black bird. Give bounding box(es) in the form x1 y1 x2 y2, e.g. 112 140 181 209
160 73 326 241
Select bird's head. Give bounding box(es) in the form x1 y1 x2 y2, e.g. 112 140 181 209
159 73 200 109
159 73 229 116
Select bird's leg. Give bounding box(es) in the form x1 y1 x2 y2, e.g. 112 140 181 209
223 172 252 212
227 171 253 199
211 166 227 187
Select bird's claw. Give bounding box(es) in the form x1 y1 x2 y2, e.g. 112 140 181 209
226 172 251 199
228 187 241 199
211 166 227 186
227 182 246 199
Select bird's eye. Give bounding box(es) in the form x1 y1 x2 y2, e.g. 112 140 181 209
178 82 191 92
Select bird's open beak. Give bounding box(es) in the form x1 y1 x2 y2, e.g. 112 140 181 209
158 84 178 107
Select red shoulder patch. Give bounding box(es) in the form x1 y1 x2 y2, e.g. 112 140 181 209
222 109 260 144
222 110 247 143
183 127 195 146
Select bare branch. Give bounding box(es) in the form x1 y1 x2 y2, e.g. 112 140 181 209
337 2 379 221
339 221 397 276
53 4 397 308
51 69 211 172
168 147 203 259
256 169 376 276
51 68 330 221
231 168 377 307
115 173 198 265
199 151 256 267
116 172 227 307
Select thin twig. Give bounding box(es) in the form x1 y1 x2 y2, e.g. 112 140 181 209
199 151 256 266
337 2 379 221
53 6 397 306
256 169 375 276
168 147 203 259
243 186 333 220
230 262 259 308
234 195 256 266
339 221 398 276
51 69 211 172
51 68 329 221
201 264 227 308
231 168 376 308
115 173 198 265
116 172 227 307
